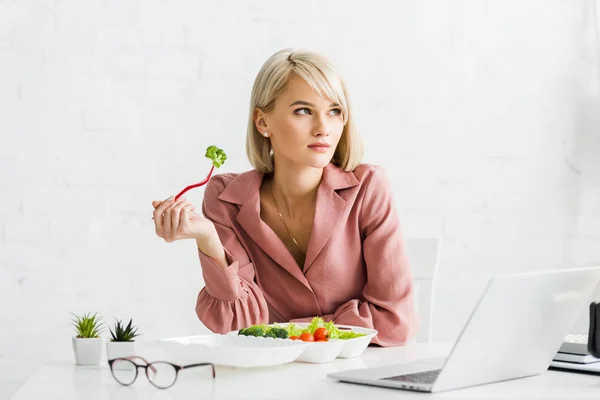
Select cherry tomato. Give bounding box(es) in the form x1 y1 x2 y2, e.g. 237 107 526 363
289 336 299 340
313 327 329 341
299 332 315 342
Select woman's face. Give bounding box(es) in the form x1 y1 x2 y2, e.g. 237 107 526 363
256 74 345 169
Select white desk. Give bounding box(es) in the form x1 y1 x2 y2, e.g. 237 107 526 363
11 342 600 399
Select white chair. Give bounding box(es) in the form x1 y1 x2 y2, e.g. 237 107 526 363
404 237 442 343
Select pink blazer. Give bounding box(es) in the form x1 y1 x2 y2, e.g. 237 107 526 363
195 163 418 346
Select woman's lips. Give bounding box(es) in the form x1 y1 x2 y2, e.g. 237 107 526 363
307 143 330 153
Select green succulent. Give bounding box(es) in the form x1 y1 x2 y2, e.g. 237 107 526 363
109 318 140 342
71 312 105 338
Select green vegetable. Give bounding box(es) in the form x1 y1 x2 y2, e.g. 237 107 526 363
239 325 267 337
307 317 325 334
205 145 227 168
286 323 303 337
306 317 367 339
339 331 367 340
324 321 340 339
264 327 289 339
237 317 367 340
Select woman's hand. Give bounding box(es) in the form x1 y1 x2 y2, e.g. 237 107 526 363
152 197 217 243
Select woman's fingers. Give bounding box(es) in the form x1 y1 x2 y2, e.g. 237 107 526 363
162 198 193 241
153 196 198 242
163 203 176 240
153 197 174 219
170 200 189 234
153 197 175 236
179 204 194 233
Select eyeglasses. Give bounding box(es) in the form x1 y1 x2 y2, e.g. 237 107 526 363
108 356 215 389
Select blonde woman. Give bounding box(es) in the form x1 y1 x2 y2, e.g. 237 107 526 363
152 49 418 346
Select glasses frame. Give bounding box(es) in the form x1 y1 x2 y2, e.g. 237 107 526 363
108 356 215 389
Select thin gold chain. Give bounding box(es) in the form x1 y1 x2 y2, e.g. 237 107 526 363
270 181 306 255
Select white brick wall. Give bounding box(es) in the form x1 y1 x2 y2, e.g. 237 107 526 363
2 0 600 397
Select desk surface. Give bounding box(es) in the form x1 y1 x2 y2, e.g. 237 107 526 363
12 342 600 399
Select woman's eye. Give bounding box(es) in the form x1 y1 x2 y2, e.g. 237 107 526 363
294 108 311 115
294 107 341 116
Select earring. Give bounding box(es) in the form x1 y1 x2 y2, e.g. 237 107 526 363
263 131 269 137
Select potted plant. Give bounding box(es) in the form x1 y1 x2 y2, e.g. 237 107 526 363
71 312 105 365
106 318 140 367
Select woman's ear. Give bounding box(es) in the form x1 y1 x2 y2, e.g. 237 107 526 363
253 108 269 136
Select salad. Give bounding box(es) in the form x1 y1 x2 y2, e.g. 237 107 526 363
237 317 367 342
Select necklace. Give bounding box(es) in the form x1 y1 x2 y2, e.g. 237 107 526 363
270 181 306 255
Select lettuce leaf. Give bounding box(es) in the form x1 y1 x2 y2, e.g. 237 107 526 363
307 317 325 334
285 323 304 337
324 321 340 339
271 317 368 340
338 331 367 339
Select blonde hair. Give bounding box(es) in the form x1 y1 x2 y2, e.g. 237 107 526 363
246 49 363 173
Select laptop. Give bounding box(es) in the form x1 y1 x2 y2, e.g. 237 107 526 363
328 266 600 393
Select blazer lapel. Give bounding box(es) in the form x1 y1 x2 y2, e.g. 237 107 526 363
303 163 360 274
217 164 360 280
218 170 311 288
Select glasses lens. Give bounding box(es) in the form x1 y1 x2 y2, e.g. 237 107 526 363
110 359 137 385
146 362 177 389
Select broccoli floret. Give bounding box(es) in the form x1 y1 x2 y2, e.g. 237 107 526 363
205 145 227 168
264 327 289 339
239 325 266 337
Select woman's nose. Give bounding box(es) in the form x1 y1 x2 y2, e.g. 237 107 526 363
313 116 330 136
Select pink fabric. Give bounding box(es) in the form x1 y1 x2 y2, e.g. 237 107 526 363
195 163 418 347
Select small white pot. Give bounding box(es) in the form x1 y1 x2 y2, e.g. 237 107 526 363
106 341 137 369
72 337 103 366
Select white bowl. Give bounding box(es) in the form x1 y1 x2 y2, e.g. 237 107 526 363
289 323 378 360
157 334 308 368
334 325 378 358
294 339 345 363
228 322 378 363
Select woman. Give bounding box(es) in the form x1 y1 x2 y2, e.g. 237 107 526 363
152 49 418 346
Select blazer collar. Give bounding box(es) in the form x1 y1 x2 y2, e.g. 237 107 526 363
217 162 360 206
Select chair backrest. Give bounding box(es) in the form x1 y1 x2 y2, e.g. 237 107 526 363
404 237 442 343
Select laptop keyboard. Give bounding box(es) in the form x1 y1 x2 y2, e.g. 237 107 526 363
564 334 588 344
381 369 442 384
